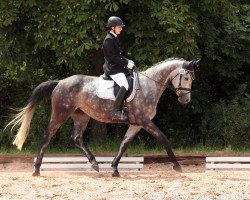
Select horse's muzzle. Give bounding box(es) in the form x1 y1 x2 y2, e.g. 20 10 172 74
178 95 191 104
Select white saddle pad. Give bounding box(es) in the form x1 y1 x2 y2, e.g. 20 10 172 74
97 77 116 100
96 72 138 102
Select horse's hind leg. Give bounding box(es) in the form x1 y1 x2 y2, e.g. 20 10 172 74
112 125 141 177
33 117 68 176
71 110 99 172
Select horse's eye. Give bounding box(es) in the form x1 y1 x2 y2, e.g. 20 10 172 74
184 77 189 81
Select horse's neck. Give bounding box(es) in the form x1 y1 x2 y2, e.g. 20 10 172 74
144 60 183 100
145 60 182 84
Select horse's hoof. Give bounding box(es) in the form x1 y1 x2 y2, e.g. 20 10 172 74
91 163 99 172
173 165 182 173
32 172 40 176
112 171 120 177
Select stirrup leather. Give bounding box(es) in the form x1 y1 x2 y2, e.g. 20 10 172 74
112 110 128 121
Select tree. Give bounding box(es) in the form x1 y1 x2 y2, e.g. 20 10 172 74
0 0 249 150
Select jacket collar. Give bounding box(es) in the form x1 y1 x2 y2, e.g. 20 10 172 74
109 30 117 37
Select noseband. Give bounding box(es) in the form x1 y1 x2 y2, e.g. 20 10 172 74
170 68 194 97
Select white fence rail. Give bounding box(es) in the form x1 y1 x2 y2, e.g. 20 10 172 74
34 156 144 172
206 157 250 170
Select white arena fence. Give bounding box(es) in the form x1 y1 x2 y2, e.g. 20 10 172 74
206 157 250 170
34 156 144 172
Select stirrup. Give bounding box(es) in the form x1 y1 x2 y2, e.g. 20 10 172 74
112 111 128 121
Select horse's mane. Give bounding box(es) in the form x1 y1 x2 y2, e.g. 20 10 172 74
151 58 185 68
143 58 185 74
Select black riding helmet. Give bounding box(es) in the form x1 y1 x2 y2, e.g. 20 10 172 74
107 16 125 28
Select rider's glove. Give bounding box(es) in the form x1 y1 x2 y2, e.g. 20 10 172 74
127 60 135 69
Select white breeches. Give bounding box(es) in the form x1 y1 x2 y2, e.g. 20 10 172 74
110 73 129 91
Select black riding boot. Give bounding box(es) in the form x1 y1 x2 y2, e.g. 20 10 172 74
113 86 128 121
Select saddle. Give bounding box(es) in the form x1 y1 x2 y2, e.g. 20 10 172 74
97 72 139 102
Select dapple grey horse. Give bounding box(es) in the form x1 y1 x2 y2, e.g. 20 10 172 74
6 58 199 177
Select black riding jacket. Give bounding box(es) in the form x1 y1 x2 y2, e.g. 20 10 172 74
102 32 129 76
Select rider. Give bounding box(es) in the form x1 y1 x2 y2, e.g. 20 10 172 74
102 16 135 121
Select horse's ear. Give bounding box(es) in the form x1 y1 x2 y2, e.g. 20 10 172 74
183 59 200 71
193 59 200 67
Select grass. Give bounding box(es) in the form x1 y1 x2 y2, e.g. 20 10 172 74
0 142 249 155
174 145 250 155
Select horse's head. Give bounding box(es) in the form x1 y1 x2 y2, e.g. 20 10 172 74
170 60 199 104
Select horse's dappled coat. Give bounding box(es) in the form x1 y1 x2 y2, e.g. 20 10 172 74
6 58 199 177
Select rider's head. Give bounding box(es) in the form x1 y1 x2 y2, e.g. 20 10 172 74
107 16 125 35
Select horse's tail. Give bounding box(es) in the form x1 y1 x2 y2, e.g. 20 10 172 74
5 80 59 150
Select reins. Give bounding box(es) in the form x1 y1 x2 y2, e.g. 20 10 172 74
138 71 175 91
136 66 194 97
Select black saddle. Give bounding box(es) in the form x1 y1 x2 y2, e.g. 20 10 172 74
102 73 134 99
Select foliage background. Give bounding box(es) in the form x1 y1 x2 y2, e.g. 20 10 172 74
0 0 249 152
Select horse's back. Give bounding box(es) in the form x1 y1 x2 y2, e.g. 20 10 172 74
60 74 98 85
52 75 98 100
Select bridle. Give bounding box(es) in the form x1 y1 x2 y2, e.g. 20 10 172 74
138 65 195 97
170 68 195 97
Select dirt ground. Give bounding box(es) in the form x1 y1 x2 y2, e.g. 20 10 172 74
0 161 249 200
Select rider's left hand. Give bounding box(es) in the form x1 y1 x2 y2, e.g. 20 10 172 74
127 60 135 69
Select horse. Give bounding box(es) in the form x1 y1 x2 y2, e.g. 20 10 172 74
6 58 199 177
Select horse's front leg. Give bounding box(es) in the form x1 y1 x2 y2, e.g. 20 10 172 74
112 125 141 177
143 121 182 172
